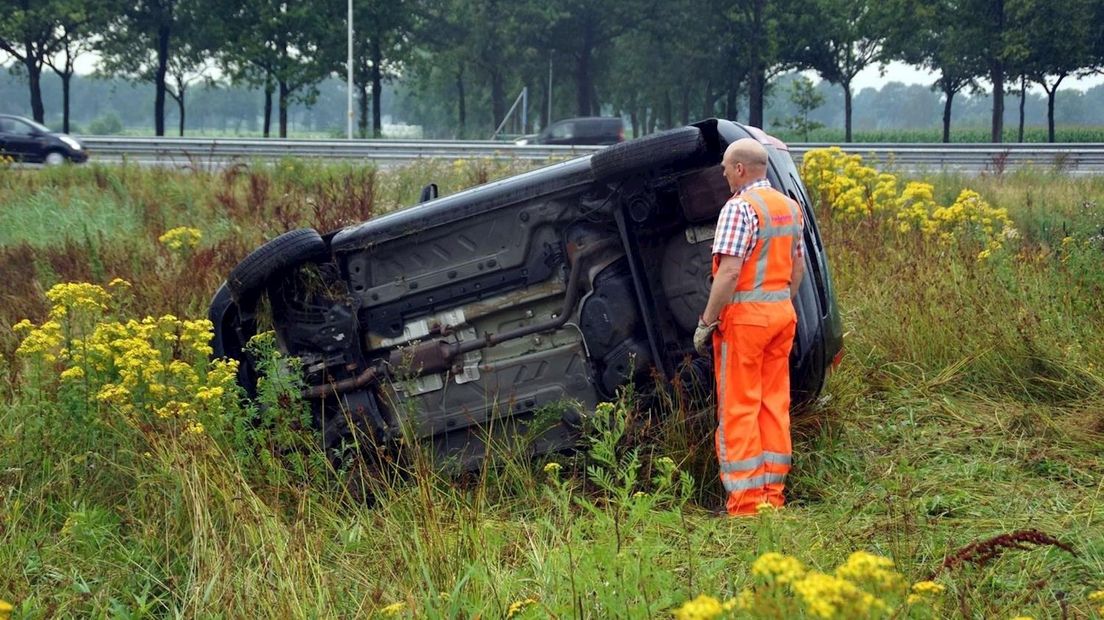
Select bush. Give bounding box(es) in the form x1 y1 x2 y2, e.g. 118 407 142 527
88 114 124 136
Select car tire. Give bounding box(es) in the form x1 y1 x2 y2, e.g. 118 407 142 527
227 228 329 305
590 126 706 181
44 151 67 166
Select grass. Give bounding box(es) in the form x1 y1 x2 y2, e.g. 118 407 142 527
0 157 1102 618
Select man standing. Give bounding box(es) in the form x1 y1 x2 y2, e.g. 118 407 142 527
693 138 805 516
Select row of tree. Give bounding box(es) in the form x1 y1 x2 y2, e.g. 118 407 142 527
2 0 1103 142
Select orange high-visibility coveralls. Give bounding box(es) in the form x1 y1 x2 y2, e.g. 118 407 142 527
712 186 803 515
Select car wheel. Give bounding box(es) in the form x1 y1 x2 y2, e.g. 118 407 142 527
44 151 67 166
227 228 329 305
590 126 706 181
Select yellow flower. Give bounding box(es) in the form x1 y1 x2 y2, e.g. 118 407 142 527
0 599 11 620
12 319 33 333
543 462 562 475
911 580 945 596
729 589 754 611
507 598 538 618
1089 590 1104 603
1010 616 1034 620
834 550 903 591
196 386 225 402
45 282 110 317
185 421 205 435
792 571 887 619
108 277 132 288
752 552 806 585
756 502 774 514
158 227 203 251
672 594 724 620
378 601 406 616
60 366 86 381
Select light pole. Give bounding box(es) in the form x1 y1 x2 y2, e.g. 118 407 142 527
347 0 354 139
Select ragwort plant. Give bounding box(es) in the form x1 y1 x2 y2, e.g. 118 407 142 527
801 147 1016 259
12 280 239 456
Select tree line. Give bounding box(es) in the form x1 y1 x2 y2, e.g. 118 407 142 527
2 0 1102 142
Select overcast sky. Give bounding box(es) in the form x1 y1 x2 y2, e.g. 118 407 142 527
847 61 1104 93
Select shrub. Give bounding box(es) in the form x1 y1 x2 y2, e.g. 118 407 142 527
88 114 124 136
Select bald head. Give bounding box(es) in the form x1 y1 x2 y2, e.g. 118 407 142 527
721 138 768 192
723 138 768 169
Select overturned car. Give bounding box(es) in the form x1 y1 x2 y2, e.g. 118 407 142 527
209 119 844 467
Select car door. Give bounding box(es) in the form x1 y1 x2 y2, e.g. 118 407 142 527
0 118 11 159
4 118 45 162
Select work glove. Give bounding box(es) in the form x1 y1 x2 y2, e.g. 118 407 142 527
693 317 718 357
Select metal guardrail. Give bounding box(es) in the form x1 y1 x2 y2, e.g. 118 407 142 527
74 136 1104 173
76 136 605 166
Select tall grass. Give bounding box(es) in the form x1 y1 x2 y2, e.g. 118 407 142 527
0 160 1102 618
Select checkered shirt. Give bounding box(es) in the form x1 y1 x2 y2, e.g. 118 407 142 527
712 179 805 260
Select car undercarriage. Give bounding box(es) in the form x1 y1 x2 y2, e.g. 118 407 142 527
209 119 843 468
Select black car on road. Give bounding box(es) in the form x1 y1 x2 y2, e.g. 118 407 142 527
209 119 844 468
517 116 625 146
0 114 88 164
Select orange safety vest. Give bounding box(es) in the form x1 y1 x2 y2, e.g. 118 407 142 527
711 186 804 301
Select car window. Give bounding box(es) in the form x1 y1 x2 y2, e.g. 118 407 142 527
5 120 35 136
0 118 13 134
549 122 575 140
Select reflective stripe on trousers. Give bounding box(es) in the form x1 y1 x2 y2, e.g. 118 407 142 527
713 300 797 515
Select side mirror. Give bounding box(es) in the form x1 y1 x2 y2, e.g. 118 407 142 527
419 183 439 203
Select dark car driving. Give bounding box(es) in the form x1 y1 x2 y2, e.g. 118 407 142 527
209 119 844 469
520 117 626 146
0 114 88 164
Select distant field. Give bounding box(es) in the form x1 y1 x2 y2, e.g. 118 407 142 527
772 126 1104 144
0 158 1102 618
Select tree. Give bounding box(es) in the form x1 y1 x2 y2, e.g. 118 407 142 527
606 0 721 134
800 0 888 142
882 0 983 143
955 0 1024 143
714 0 809 129
778 75 824 141
0 0 70 123
215 0 337 138
723 0 773 129
351 0 415 138
1017 0 1094 142
163 45 214 136
535 0 654 117
98 0 205 136
43 3 106 133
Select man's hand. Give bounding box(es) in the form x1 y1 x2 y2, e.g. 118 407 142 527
694 316 718 356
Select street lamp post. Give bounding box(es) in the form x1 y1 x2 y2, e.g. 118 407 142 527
347 0 354 139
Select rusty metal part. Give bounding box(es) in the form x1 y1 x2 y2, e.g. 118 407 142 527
302 366 378 400
303 237 619 399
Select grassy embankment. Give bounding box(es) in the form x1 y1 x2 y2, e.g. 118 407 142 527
0 155 1102 618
